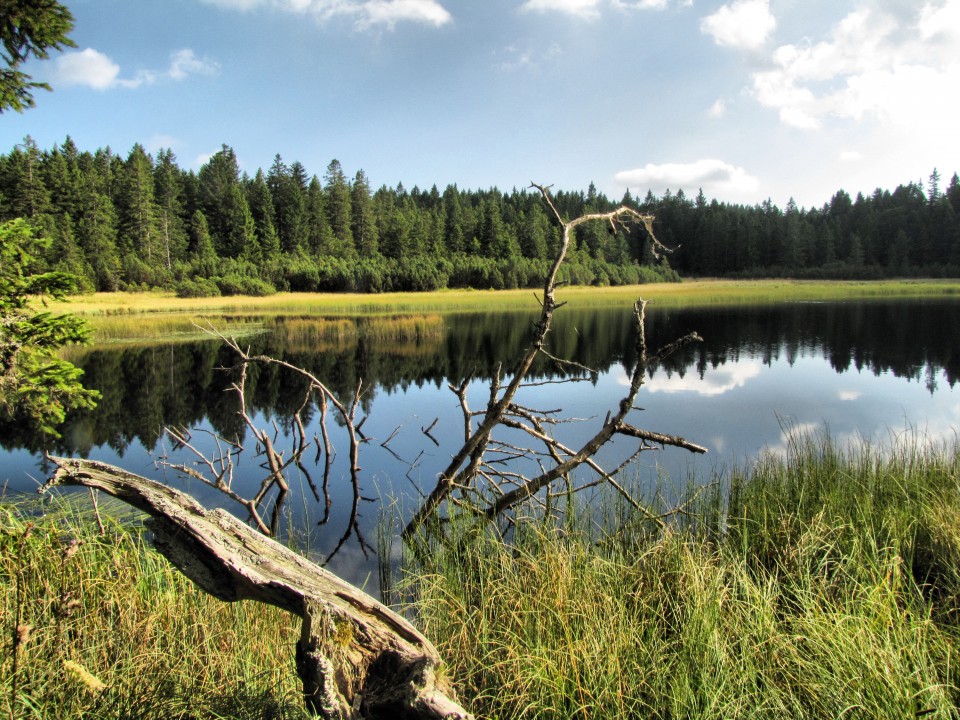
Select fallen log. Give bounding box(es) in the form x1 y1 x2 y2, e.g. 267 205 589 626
40 456 471 720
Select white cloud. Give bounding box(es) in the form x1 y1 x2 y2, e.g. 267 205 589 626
520 0 602 17
701 0 776 50
750 1 960 131
838 150 862 163
918 0 960 42
54 48 219 90
707 98 726 117
168 49 220 80
54 49 122 90
497 42 562 72
358 0 452 28
199 0 452 27
519 0 685 16
641 361 763 396
193 152 216 169
614 159 760 200
837 390 862 401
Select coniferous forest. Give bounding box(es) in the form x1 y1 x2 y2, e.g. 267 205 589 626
2 136 958 296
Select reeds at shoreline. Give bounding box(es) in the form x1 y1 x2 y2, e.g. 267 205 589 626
4 429 960 718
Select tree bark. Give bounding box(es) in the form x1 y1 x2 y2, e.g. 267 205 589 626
40 456 471 720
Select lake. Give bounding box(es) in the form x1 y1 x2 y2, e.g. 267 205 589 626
2 297 958 589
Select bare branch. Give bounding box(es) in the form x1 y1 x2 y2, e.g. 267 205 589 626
404 184 704 538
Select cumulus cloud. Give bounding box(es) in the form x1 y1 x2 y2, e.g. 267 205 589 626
614 159 760 200
54 48 219 90
54 49 122 90
361 0 452 27
750 0 960 131
700 0 775 50
199 0 452 28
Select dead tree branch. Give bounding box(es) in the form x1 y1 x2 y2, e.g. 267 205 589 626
40 457 470 720
160 330 371 562
403 184 704 538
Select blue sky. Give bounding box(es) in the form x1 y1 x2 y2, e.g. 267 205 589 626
3 0 959 208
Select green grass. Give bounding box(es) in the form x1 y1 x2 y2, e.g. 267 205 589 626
40 279 960 343
0 496 307 719
6 430 960 719
402 429 960 719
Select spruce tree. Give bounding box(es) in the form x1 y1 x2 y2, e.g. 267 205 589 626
324 159 353 252
0 219 98 436
351 169 378 258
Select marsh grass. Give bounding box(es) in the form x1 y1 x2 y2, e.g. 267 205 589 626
41 279 960 343
404 429 960 719
1 495 307 720
269 314 445 355
6 429 960 719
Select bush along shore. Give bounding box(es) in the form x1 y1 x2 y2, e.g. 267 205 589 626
5 429 960 718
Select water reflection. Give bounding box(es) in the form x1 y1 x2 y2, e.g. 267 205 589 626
2 299 958 585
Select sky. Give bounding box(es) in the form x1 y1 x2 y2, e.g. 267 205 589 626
3 0 959 209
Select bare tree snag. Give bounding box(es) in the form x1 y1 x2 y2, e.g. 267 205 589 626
40 456 472 720
402 184 706 539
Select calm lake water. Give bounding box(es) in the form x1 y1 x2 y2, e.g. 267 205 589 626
2 298 958 588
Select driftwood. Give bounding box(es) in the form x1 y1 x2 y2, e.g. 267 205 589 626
40 456 471 720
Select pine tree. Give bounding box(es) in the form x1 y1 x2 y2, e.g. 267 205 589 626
189 209 218 271
351 169 378 258
0 136 50 218
247 169 281 261
304 175 335 256
76 184 121 291
267 155 307 254
324 159 353 252
0 0 76 112
0 219 98 436
197 145 242 256
153 148 188 269
442 184 465 255
928 168 942 204
116 143 158 261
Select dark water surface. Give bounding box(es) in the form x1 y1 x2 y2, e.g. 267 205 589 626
2 299 958 587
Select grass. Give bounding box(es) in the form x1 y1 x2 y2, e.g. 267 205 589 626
0 496 307 720
402 428 960 719
39 278 960 343
5 430 960 719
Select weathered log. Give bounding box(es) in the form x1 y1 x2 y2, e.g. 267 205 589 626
40 456 472 720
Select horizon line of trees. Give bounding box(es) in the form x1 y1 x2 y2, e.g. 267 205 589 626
0 137 676 296
1 136 958 296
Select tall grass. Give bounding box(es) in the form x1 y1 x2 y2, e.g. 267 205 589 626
6 431 960 718
269 314 445 354
0 496 307 720
403 429 960 719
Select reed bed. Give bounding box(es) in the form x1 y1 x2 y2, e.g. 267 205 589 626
39 279 960 344
404 429 960 719
270 314 445 355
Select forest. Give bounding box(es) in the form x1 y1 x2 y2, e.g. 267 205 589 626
1 136 958 295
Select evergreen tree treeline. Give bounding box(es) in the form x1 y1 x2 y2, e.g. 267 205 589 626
653 171 960 279
1 137 957 295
